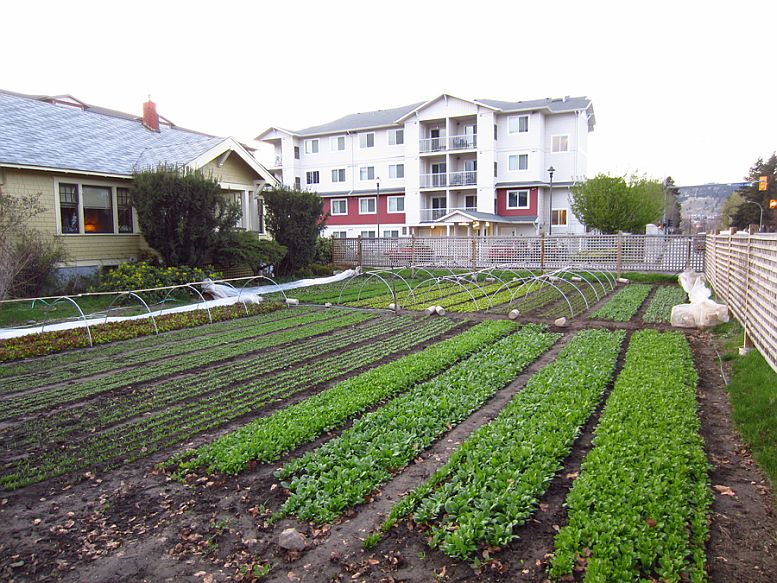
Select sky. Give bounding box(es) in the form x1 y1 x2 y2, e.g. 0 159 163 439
3 0 775 187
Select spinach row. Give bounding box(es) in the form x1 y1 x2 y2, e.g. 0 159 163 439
591 284 652 321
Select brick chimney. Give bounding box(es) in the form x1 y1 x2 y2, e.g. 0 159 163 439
142 98 160 132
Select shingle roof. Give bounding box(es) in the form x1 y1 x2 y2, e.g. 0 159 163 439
294 102 425 136
477 96 595 130
437 210 536 224
0 90 224 176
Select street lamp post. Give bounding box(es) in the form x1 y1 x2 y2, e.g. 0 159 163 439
547 166 555 235
746 200 764 232
376 177 381 239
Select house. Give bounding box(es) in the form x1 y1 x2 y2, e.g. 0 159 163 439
257 93 594 238
0 89 278 277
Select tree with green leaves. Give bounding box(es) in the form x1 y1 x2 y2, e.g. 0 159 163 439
262 186 327 276
732 153 776 231
662 176 682 233
718 192 745 231
130 166 241 267
570 173 665 234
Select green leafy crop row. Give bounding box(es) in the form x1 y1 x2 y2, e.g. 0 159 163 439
641 286 687 323
591 284 652 321
550 330 710 582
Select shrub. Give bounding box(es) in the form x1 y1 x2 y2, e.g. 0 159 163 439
8 231 68 298
93 262 222 297
210 230 287 272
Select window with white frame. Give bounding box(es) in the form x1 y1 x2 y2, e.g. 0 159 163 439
507 190 530 209
388 129 404 145
360 166 375 180
552 135 570 152
508 154 529 171
330 198 348 215
389 164 404 179
294 146 300 159
330 136 345 151
359 197 376 214
306 170 320 184
331 231 347 238
383 229 399 238
294 177 301 189
387 196 405 213
359 132 375 148
304 139 319 154
508 115 529 134
331 168 346 182
360 230 376 238
552 208 569 226
58 182 135 235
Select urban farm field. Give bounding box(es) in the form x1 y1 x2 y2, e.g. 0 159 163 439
0 294 774 583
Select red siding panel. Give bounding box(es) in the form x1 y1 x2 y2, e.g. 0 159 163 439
496 187 538 217
323 194 405 225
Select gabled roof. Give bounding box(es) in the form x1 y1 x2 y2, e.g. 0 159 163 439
476 96 595 130
0 89 275 182
436 210 536 224
394 94 498 123
293 101 424 136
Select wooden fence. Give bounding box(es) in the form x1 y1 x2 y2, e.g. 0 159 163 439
332 234 705 274
705 234 777 373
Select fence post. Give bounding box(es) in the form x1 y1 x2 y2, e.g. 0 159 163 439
615 233 623 277
356 235 362 270
741 235 754 355
540 232 546 272
410 234 415 277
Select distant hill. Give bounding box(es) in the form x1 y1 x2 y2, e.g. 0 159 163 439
677 183 740 222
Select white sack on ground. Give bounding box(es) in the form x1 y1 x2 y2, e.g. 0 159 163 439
671 270 730 328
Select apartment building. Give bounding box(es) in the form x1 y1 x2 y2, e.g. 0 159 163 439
257 94 594 238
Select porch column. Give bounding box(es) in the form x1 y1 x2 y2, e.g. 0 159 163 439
242 190 250 230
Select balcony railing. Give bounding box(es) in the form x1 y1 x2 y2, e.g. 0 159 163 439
420 206 477 222
419 134 477 153
420 173 448 188
272 156 283 167
420 171 477 188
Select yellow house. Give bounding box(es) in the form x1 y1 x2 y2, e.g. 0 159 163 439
0 89 278 277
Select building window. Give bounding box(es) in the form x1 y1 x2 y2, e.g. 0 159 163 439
117 187 134 233
294 146 300 159
294 177 301 189
509 115 529 134
306 171 320 185
552 135 570 152
387 196 405 213
331 231 347 238
359 197 376 214
304 139 319 154
332 168 346 183
552 208 569 226
257 196 265 234
331 136 346 151
388 129 404 145
494 124 498 140
507 189 530 209
494 162 498 177
508 154 529 171
82 185 114 233
389 164 404 179
465 195 476 209
359 132 375 148
360 166 375 180
59 183 80 234
383 229 400 238
331 198 348 215
360 230 376 238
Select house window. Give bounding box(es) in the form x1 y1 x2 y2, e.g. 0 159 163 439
388 196 405 213
383 229 400 238
359 132 375 148
294 146 300 159
360 230 376 238
388 129 404 145
359 197 376 214
552 135 570 152
507 190 530 209
332 168 346 182
331 136 345 151
257 196 265 234
117 187 134 233
82 185 114 233
306 171 320 185
552 208 569 226
494 162 498 177
360 166 375 180
509 115 529 134
331 231 347 238
389 164 404 179
59 183 80 234
304 139 319 154
331 198 348 215
493 124 498 140
465 195 476 209
294 177 301 189
509 154 529 171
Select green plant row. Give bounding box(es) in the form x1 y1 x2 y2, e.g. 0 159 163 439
167 320 515 476
346 281 468 309
8 314 420 448
0 311 376 421
275 325 560 524
0 305 312 381
591 284 652 321
538 279 610 319
0 307 336 394
406 282 506 311
1 317 457 490
550 330 710 582
641 286 687 323
377 329 624 560
0 301 284 362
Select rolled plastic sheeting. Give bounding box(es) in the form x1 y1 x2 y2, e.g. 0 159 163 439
285 298 300 305
435 306 446 316
508 309 520 320
670 270 730 328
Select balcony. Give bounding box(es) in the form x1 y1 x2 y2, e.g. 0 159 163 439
419 134 477 153
420 171 477 188
271 156 283 168
420 206 477 222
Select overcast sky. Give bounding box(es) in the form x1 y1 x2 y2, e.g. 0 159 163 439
3 0 775 186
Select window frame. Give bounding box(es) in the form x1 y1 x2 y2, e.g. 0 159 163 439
388 164 404 179
383 229 400 238
304 139 319 154
56 180 137 236
331 230 348 238
551 208 569 226
508 153 529 172
506 189 530 209
359 166 375 181
359 132 375 149
330 135 346 152
388 129 404 146
359 197 377 215
330 198 348 215
551 134 570 153
306 170 320 185
387 195 405 213
508 115 529 134
360 230 376 238
331 168 346 183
